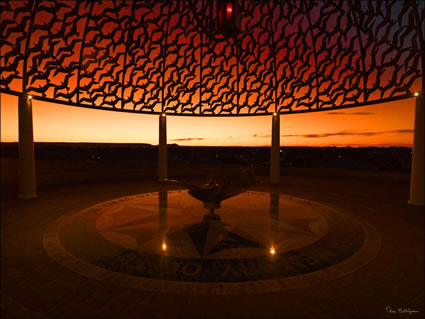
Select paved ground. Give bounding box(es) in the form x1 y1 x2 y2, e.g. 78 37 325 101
1 173 424 319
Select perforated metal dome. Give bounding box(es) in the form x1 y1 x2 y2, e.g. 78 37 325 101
1 0 424 116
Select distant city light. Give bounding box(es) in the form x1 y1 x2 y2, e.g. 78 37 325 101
270 247 276 255
414 92 419 96
162 243 167 251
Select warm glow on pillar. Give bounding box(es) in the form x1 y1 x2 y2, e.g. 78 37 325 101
226 4 232 13
28 95 32 100
414 92 419 96
161 113 166 117
162 242 167 251
270 247 276 255
273 112 277 116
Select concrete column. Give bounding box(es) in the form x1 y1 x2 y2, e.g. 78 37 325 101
158 114 167 181
270 113 280 184
18 94 37 199
409 94 424 206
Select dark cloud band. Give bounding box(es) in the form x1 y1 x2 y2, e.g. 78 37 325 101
252 129 413 139
172 138 205 141
327 112 376 115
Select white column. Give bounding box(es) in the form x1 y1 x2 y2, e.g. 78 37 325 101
158 114 167 181
18 94 37 199
270 113 280 184
409 94 424 206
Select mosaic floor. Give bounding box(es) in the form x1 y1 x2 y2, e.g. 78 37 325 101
43 190 380 294
3 175 423 319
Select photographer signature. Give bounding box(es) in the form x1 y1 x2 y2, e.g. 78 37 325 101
385 306 420 315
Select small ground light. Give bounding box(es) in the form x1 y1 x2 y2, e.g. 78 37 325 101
273 112 277 116
28 95 32 99
270 247 276 255
161 113 166 117
162 243 167 251
414 92 419 96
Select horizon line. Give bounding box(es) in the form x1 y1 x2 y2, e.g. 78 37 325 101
0 141 413 148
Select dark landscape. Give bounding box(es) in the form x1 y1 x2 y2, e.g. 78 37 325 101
0 142 412 171
1 142 412 188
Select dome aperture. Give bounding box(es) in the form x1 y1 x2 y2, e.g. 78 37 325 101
0 0 423 116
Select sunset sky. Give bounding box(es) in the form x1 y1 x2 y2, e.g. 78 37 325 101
0 92 416 147
1 1 422 148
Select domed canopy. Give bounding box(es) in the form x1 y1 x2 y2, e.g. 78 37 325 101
0 0 424 116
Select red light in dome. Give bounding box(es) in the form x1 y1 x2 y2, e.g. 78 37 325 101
217 0 241 36
226 3 233 13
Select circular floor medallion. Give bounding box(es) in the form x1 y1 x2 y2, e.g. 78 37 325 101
44 191 380 294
